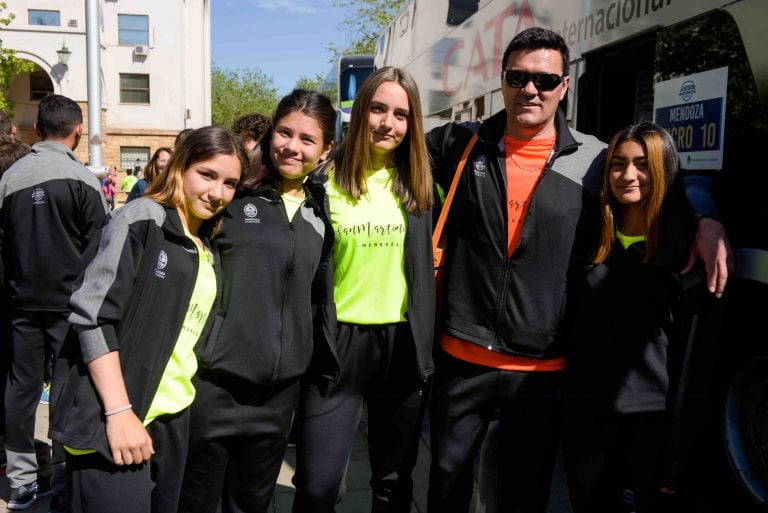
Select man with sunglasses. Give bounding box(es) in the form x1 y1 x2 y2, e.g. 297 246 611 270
425 27 729 513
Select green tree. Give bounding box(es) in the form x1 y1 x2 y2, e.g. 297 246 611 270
0 2 35 113
211 65 279 128
295 73 325 92
328 0 407 57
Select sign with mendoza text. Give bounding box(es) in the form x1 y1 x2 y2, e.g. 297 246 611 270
653 67 728 170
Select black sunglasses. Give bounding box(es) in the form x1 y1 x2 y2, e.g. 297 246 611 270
502 70 564 91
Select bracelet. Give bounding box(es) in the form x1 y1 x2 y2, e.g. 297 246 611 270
104 404 132 417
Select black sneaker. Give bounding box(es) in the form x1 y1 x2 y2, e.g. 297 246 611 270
7 486 37 510
48 493 69 513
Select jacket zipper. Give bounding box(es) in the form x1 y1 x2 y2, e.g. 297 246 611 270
273 203 296 383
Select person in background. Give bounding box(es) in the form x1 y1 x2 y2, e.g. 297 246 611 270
0 111 17 138
424 27 730 513
51 126 246 513
120 168 138 195
232 113 271 187
0 94 109 512
0 134 31 480
562 123 697 513
179 90 338 513
291 66 434 513
127 147 172 202
0 136 30 176
232 112 271 155
101 171 117 211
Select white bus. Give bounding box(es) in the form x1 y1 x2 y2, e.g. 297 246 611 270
319 54 375 143
376 0 768 510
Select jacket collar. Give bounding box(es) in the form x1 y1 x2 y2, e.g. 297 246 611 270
32 140 81 162
478 108 580 156
238 179 324 213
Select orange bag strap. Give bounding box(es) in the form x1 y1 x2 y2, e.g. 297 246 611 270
432 131 479 256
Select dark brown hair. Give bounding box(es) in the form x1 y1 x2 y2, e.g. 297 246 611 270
0 135 31 176
251 89 336 189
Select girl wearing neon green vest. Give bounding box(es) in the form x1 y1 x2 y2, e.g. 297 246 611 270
292 67 436 513
54 127 246 513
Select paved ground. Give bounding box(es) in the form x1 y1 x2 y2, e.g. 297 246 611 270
1 405 575 513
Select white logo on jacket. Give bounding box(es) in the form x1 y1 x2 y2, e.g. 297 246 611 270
155 250 167 278
473 155 487 177
32 187 46 204
243 203 261 224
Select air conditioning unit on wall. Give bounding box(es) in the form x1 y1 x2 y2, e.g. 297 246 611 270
134 45 148 57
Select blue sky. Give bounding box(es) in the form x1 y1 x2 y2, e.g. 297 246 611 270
211 0 349 95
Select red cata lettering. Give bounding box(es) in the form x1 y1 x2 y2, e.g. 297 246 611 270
443 39 465 96
462 31 491 90
442 0 536 97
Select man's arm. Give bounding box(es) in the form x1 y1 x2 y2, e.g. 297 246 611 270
682 173 733 298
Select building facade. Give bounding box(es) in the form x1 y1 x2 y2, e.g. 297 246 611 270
2 0 210 177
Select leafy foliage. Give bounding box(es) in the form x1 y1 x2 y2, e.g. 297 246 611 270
0 2 36 113
295 73 325 92
211 65 279 128
327 0 407 57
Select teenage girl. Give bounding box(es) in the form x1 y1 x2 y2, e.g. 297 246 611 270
291 66 435 513
127 146 172 202
50 126 247 513
178 89 339 513
562 123 694 513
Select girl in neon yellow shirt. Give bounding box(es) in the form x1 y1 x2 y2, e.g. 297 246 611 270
54 127 246 513
292 67 435 513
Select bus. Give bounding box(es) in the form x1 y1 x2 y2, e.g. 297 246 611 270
375 0 768 510
320 54 375 143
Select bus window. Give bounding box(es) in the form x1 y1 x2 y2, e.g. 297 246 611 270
576 34 656 142
447 0 479 26
339 66 372 104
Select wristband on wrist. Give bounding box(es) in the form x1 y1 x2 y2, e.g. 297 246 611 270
104 404 132 417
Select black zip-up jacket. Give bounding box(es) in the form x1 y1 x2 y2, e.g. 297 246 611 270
426 109 605 359
564 240 679 413
194 182 339 398
0 141 108 310
311 166 436 380
51 200 219 460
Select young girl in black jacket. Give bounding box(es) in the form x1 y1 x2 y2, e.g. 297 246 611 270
178 89 338 513
562 123 695 513
52 126 247 513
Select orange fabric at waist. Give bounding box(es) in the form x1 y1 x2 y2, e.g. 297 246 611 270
441 334 566 372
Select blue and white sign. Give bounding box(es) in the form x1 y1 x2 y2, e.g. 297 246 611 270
653 67 728 170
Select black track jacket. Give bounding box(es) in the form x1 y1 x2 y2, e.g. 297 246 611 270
51 200 217 460
194 182 339 397
426 110 605 359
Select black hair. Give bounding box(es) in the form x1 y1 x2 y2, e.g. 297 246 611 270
36 94 83 139
502 27 570 76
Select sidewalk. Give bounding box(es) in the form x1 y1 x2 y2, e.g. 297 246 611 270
2 407 572 513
